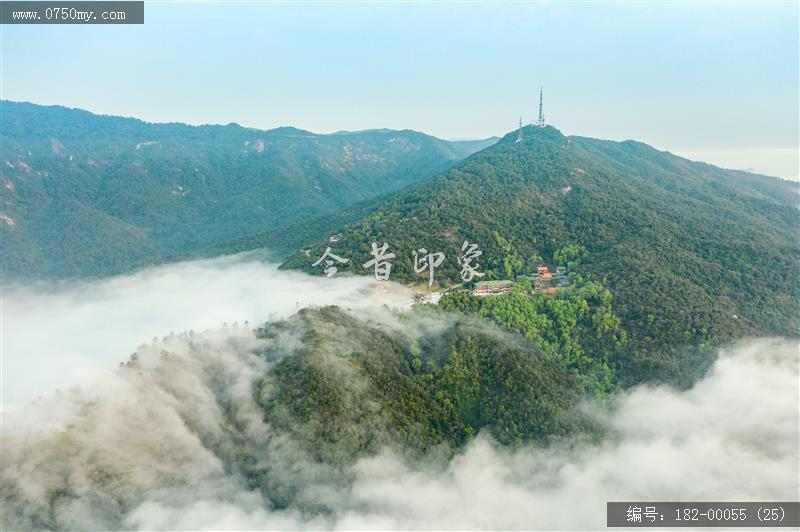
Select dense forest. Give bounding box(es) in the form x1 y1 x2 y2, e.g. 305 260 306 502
0 101 495 279
257 306 595 461
282 125 799 385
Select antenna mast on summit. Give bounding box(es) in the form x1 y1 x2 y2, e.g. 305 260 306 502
537 87 545 128
517 116 523 142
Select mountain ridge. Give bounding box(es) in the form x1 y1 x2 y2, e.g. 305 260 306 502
0 101 496 279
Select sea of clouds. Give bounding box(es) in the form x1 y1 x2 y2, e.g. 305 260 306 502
2 253 798 530
1 252 411 411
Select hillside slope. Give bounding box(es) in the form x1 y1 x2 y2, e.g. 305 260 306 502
282 125 799 383
2 304 604 529
0 101 495 279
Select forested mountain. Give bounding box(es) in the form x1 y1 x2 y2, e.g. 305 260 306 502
0 101 495 279
282 125 799 385
3 303 609 529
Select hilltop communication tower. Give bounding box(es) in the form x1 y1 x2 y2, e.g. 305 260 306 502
536 87 546 128
517 116 523 142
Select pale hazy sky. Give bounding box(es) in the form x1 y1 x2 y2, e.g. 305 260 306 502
2 1 798 179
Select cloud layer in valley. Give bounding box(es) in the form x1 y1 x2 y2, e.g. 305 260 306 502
2 290 797 531
2 252 797 530
1 252 412 410
124 338 800 530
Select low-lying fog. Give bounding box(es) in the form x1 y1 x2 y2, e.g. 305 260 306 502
1 252 410 411
2 253 798 530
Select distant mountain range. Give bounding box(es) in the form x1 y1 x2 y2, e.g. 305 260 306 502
0 101 496 279
280 125 799 384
